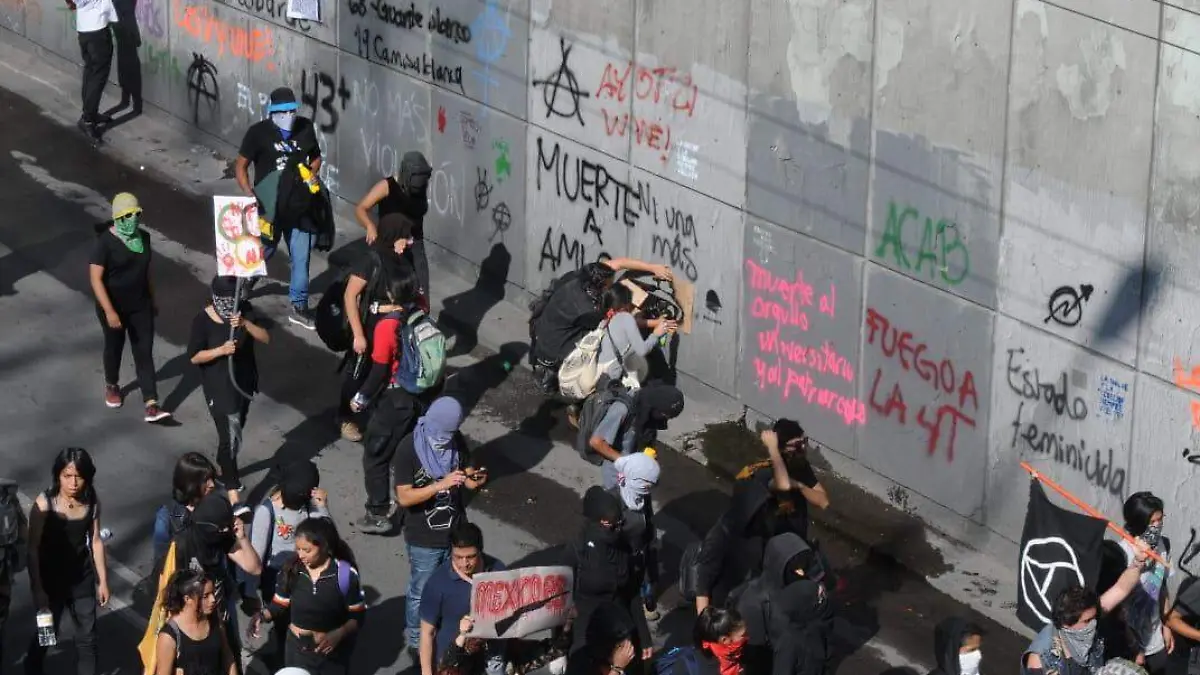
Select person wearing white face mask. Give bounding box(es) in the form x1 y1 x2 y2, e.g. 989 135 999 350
1119 492 1174 674
929 618 984 675
234 87 327 331
1023 541 1152 675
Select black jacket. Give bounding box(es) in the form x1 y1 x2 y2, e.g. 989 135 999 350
696 481 775 605
531 268 605 364
564 521 652 653
929 617 970 675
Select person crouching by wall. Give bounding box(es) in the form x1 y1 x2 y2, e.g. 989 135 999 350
188 276 270 503
89 192 171 423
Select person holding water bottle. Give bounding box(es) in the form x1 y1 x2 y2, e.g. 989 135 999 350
26 447 110 675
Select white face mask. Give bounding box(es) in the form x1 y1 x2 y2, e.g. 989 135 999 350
959 649 982 675
271 111 296 131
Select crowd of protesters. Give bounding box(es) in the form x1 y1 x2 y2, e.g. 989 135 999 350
12 84 1193 675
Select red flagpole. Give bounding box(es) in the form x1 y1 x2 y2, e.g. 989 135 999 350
1020 462 1169 569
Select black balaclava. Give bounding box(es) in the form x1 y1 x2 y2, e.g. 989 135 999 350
190 492 236 566
398 152 431 217
280 460 320 511
631 384 685 449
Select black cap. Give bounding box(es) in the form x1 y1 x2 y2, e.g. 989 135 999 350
267 87 298 113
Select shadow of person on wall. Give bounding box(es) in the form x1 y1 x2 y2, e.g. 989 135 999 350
439 243 512 358
105 0 144 123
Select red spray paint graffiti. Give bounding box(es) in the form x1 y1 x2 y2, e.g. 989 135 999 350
864 308 979 462
745 260 866 427
594 61 699 163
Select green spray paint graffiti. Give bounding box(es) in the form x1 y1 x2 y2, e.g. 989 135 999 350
493 139 510 183
874 201 970 286
142 42 183 81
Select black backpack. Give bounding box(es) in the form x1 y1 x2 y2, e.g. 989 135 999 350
528 269 582 360
0 480 26 578
574 385 636 466
315 251 382 353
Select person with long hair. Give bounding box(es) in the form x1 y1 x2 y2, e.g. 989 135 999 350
250 518 365 674
89 192 171 422
154 569 236 675
339 214 425 442
153 452 218 565
595 283 676 388
25 447 110 675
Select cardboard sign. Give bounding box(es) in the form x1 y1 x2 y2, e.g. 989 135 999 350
470 566 573 639
672 278 695 335
212 196 266 278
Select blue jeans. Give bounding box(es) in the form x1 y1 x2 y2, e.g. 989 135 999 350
263 227 312 307
405 544 450 648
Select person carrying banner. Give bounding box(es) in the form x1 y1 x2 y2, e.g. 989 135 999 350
1117 492 1174 674
419 523 506 675
1022 541 1152 675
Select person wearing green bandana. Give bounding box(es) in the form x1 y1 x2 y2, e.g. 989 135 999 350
88 192 171 423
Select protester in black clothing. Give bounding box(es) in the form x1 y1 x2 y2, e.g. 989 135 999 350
566 487 652 665
89 192 170 422
250 518 366 675
69 0 116 142
234 87 325 329
1167 576 1200 675
354 152 433 296
733 533 834 675
172 492 262 661
737 420 828 542
564 601 638 675
929 617 984 675
394 397 488 652
0 479 28 671
26 448 110 675
155 568 236 675
693 480 778 613
348 271 427 533
188 276 270 500
611 452 661 620
339 214 424 442
528 257 671 398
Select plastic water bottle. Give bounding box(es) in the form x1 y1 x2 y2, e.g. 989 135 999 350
35 610 56 647
99 528 113 542
502 361 512 372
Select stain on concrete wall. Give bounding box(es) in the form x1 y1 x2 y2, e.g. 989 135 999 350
14 0 1200 563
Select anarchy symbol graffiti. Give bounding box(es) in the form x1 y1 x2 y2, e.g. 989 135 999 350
490 202 511 242
532 37 590 126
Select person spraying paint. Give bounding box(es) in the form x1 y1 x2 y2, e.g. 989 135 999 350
188 275 270 503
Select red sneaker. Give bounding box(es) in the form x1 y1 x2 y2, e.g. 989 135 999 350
144 403 171 423
104 384 122 409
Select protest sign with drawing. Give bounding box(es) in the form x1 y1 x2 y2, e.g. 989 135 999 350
470 566 573 639
213 196 267 278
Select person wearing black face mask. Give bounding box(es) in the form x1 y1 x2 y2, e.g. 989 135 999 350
170 492 262 667
1118 492 1173 674
564 487 653 665
354 151 433 298
188 276 270 501
736 419 829 543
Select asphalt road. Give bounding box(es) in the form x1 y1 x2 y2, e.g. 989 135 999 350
0 81 1027 675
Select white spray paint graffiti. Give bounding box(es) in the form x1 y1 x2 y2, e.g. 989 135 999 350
431 162 465 226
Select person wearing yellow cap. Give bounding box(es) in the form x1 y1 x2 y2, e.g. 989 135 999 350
88 192 171 422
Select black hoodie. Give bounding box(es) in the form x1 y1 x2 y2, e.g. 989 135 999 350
929 618 970 675
695 480 776 605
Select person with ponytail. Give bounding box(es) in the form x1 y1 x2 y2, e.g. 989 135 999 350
155 569 236 675
693 607 748 675
89 192 170 422
249 518 365 675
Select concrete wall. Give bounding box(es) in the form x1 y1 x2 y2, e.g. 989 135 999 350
10 0 1200 565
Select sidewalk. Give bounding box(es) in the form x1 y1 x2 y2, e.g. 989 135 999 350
0 23 1034 651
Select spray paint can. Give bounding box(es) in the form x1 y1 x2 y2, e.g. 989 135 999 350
35 610 55 647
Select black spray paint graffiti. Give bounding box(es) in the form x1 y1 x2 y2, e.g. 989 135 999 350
474 168 493 212
650 206 699 282
1183 448 1200 465
1005 348 1089 421
460 111 480 148
353 26 465 95
185 53 219 124
532 38 589 126
300 69 350 133
1044 284 1094 327
490 202 511 241
1179 529 1200 577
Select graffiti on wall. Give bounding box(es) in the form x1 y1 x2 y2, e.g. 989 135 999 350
874 201 970 287
532 37 589 126
865 308 979 462
185 53 220 123
594 60 699 164
745 260 864 426
233 0 316 33
347 0 469 94
1044 284 1094 327
1005 348 1127 497
1174 359 1200 430
347 75 427 179
174 0 276 68
469 0 511 108
300 68 351 133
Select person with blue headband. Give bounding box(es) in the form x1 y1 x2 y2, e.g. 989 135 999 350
234 87 326 330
